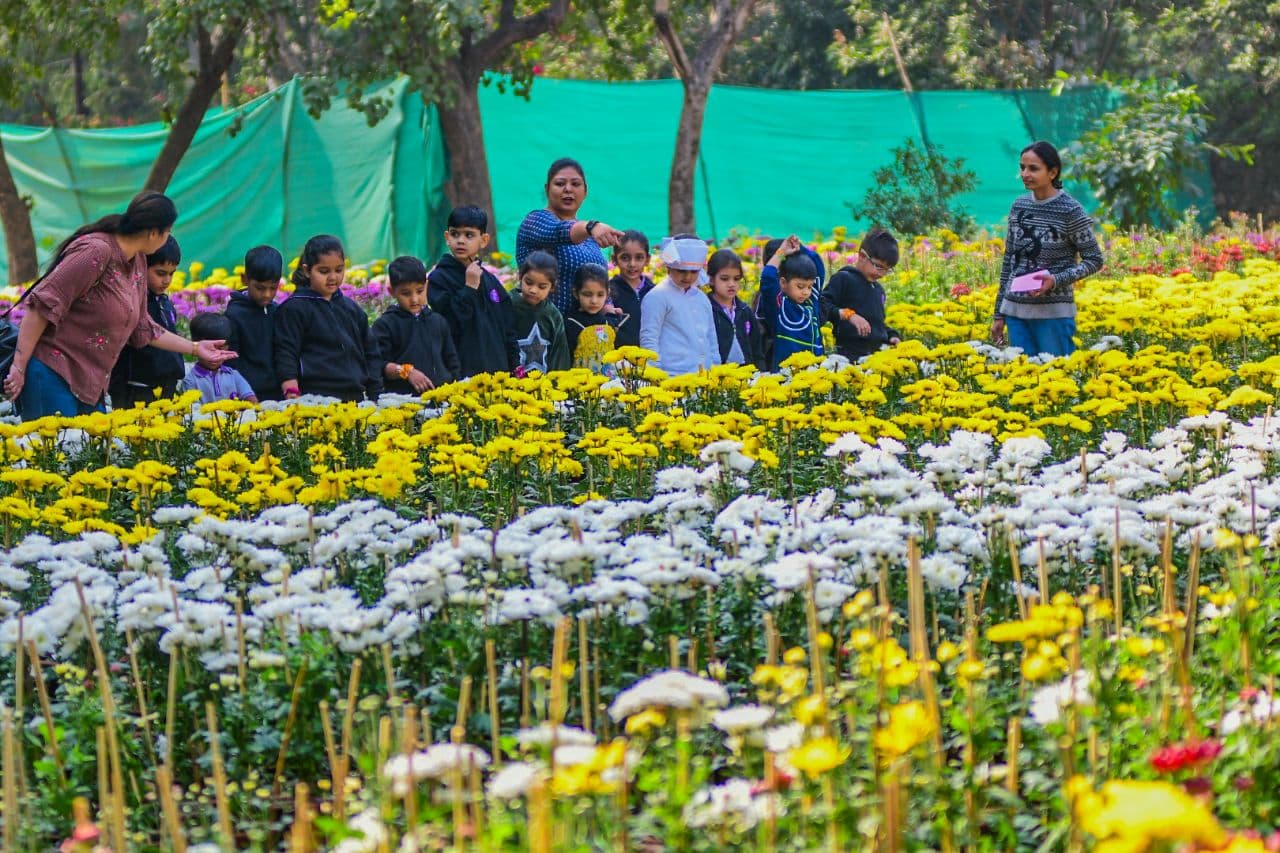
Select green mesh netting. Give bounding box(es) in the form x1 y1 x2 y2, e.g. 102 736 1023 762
0 77 1211 281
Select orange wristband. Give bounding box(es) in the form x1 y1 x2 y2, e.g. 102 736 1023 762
399 363 413 380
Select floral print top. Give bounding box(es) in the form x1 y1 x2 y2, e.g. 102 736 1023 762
28 233 165 405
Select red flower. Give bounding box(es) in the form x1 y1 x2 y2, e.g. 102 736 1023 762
1150 739 1222 773
949 283 971 298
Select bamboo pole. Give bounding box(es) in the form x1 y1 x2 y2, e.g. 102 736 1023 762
577 619 592 731
486 639 502 764
2 708 17 852
206 703 236 851
270 658 309 810
76 582 126 851
156 763 187 853
26 641 66 783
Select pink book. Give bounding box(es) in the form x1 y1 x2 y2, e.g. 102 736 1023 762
1010 270 1048 293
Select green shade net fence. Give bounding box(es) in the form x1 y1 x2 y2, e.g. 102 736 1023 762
0 77 1210 281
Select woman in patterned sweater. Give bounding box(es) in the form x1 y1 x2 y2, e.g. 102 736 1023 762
990 141 1105 358
516 158 626 314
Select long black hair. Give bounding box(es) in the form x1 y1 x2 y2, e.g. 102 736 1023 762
290 235 346 288
1022 141 1064 190
48 191 177 275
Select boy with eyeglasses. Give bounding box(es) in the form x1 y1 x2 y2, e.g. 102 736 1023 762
821 228 902 361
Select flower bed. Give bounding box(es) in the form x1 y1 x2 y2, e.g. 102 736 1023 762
1 231 1280 849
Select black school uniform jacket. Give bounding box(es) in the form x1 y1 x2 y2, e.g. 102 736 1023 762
273 287 381 400
820 266 901 359
607 275 654 349
109 291 185 395
428 254 519 377
711 297 767 369
371 305 461 394
225 291 279 401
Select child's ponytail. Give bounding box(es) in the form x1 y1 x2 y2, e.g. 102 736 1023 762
292 234 345 288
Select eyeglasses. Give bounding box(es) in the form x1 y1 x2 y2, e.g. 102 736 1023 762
861 250 894 275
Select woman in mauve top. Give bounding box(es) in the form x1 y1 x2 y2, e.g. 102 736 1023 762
515 157 626 314
3 191 236 419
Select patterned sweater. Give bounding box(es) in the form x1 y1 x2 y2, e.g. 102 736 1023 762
995 191 1104 320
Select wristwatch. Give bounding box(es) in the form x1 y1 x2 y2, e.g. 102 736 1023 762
585 220 600 239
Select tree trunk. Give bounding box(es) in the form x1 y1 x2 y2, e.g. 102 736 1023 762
0 133 40 285
143 65 228 193
72 52 89 118
668 82 709 237
437 72 500 251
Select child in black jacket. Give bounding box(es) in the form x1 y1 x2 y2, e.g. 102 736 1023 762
273 235 381 402
820 228 902 361
373 256 461 395
707 249 766 369
225 245 282 401
109 236 186 408
428 206 519 377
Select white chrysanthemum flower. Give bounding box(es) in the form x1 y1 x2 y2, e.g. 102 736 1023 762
762 722 804 753
382 744 490 795
487 761 544 800
711 705 775 735
332 809 389 853
761 553 837 591
1028 671 1093 727
608 670 730 722
515 724 596 749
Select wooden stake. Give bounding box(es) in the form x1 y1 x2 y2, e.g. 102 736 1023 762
156 763 187 853
206 703 235 852
234 598 248 694
402 706 420 837
1112 506 1124 635
76 581 126 852
337 659 363 819
291 782 313 852
319 700 340 816
763 611 778 666
549 619 569 726
165 648 179 769
270 658 309 809
1006 717 1021 797
1036 537 1050 603
382 642 398 706
96 727 112 850
26 641 66 783
1184 535 1202 661
1007 527 1028 620
13 616 24 800
486 639 502 764
2 708 18 852
578 619 592 731
123 627 156 765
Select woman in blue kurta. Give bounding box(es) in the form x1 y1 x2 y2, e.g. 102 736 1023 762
515 158 626 314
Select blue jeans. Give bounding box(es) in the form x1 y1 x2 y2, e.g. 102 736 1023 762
1005 316 1076 358
17 358 105 420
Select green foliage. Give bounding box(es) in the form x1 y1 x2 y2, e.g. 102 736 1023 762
829 0 1163 89
856 139 976 237
1068 79 1255 229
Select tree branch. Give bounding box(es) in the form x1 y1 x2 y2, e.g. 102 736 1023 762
691 0 756 83
470 0 569 69
653 0 694 82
